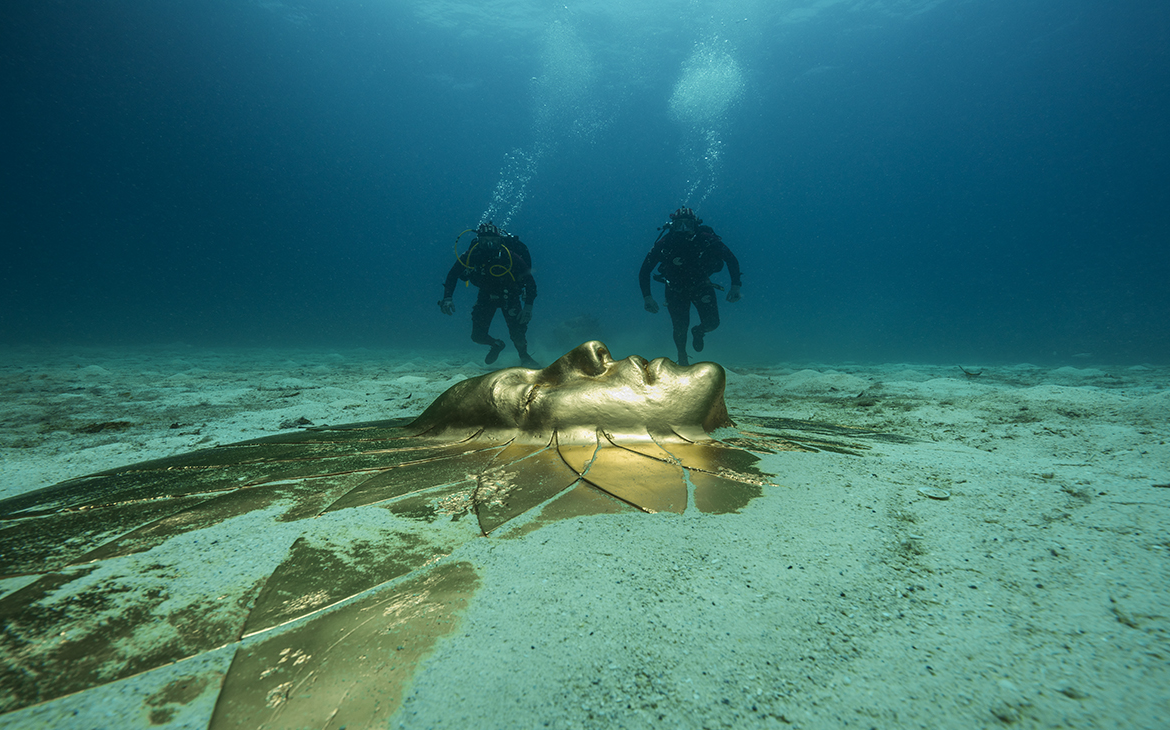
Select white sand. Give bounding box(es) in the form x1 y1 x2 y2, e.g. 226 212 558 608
1 345 1167 729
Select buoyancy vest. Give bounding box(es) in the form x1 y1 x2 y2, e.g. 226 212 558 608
460 237 530 289
656 229 724 286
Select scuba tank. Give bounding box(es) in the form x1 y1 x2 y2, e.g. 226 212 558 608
453 222 517 285
651 209 724 287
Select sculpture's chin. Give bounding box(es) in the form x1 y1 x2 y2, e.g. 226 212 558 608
702 394 734 432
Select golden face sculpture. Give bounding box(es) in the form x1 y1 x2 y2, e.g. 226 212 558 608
0 342 904 730
410 340 731 441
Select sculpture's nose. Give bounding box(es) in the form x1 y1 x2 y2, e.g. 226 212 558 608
566 341 611 376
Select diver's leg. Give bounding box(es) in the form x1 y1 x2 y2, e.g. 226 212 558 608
691 286 720 353
664 285 691 365
503 298 539 368
470 293 506 363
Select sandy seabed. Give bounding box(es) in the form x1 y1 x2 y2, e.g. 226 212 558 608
1 344 1167 730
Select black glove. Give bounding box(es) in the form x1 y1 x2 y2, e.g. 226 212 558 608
438 298 454 315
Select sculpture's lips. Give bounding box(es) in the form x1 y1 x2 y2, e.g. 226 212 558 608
617 355 663 385
645 357 671 384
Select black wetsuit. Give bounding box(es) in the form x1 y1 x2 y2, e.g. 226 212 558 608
443 235 537 360
639 226 741 363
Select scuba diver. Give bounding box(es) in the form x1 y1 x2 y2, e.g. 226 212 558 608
639 207 742 366
440 221 540 368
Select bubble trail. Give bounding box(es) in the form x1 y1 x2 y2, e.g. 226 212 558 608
479 21 604 227
668 39 745 208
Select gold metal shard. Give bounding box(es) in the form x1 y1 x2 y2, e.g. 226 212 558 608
70 475 350 565
0 561 260 712
606 433 679 464
580 445 687 514
323 444 505 513
689 469 765 514
242 523 456 637
732 415 916 455
0 494 209 577
662 441 767 481
473 445 582 535
555 434 600 475
383 479 476 522
503 483 636 540
209 561 479 730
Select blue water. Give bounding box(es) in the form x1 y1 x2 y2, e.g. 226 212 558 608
3 0 1167 364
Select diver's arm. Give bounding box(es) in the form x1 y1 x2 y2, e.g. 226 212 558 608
519 293 534 324
513 240 537 305
720 242 743 302
721 243 742 288
639 248 662 313
442 259 463 300
638 247 660 298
